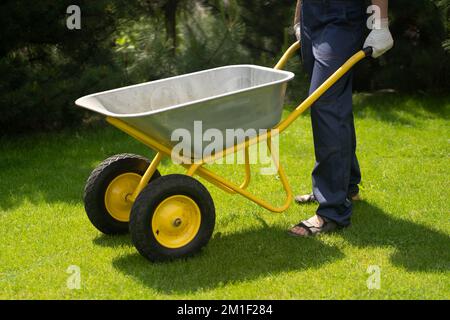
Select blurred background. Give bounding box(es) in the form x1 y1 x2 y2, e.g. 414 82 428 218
1 0 449 135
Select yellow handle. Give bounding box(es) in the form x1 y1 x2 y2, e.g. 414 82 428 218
274 41 301 70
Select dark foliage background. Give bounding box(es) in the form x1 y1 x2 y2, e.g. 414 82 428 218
0 0 448 135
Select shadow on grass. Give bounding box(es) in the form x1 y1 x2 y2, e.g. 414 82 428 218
352 93 450 126
346 201 450 272
0 126 171 211
93 234 132 248
106 201 449 294
109 227 344 294
284 93 449 127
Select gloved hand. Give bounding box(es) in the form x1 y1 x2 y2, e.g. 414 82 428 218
294 23 301 41
363 18 394 58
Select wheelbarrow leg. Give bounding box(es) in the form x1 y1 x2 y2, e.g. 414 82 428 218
240 145 251 190
128 152 163 202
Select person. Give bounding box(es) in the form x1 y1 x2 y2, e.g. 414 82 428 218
289 0 394 237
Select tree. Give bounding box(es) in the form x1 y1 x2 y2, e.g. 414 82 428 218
234 0 295 57
0 1 127 134
434 0 450 51
351 0 449 92
135 0 193 54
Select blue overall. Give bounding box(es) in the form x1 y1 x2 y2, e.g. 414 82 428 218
301 0 366 226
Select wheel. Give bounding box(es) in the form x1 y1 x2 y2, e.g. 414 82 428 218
83 153 161 235
130 174 215 262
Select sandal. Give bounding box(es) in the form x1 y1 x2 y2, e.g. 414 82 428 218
288 216 341 237
295 192 361 205
348 189 362 201
294 193 317 204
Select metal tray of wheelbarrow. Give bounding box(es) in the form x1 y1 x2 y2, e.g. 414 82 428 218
76 65 294 157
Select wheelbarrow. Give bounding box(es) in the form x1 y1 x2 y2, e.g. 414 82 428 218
76 42 372 262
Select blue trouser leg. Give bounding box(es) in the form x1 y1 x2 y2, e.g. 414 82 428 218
301 0 365 226
349 115 361 196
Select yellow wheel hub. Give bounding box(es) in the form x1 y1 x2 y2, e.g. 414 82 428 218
104 173 141 222
152 195 201 249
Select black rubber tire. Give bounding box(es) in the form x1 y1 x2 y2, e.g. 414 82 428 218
130 174 215 262
83 153 161 235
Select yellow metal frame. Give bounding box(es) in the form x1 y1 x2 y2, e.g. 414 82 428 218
106 42 368 213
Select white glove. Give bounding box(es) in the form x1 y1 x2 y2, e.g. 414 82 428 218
363 18 394 58
294 23 301 41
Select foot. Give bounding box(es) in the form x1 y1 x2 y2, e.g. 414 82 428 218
288 215 340 237
350 193 361 201
294 193 316 204
295 192 361 204
348 186 362 201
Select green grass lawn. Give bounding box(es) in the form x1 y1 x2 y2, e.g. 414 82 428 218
0 93 449 299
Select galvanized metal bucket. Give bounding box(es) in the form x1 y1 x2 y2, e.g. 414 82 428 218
76 65 294 157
